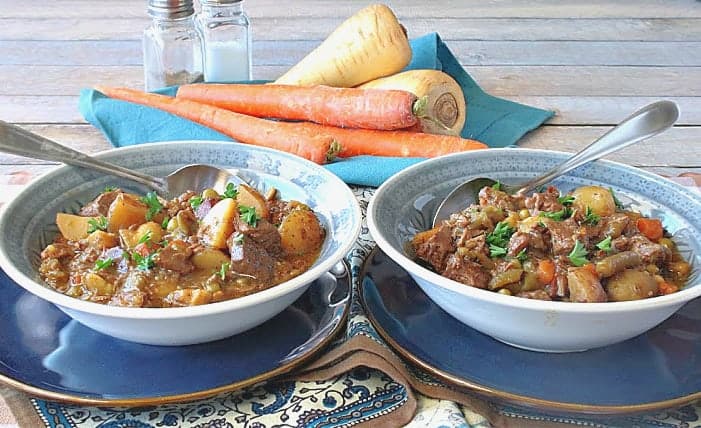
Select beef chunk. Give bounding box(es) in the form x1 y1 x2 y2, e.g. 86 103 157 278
267 199 290 226
507 232 530 256
546 256 570 298
442 255 491 289
79 190 121 217
524 186 563 214
237 218 283 257
628 235 671 264
110 270 147 307
227 233 274 283
478 186 523 212
413 225 455 272
154 240 194 274
547 218 579 256
527 225 551 252
40 242 75 259
600 213 631 239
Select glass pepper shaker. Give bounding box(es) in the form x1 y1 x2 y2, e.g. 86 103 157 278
142 0 204 91
197 0 252 82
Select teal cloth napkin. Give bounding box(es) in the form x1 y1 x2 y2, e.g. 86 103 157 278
79 33 553 186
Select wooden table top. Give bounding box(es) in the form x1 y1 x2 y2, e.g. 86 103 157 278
1 0 700 199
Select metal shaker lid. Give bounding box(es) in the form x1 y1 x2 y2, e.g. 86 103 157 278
147 0 195 19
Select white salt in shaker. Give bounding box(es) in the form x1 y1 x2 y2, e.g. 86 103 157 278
197 0 252 82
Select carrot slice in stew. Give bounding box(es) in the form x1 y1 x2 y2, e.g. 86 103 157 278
537 259 555 284
636 218 664 241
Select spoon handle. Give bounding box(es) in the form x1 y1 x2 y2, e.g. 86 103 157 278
0 120 167 193
517 100 680 194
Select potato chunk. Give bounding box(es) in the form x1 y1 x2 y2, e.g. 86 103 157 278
198 198 238 249
119 221 163 249
56 213 100 241
107 193 149 232
606 270 658 302
236 184 269 220
279 209 325 256
572 185 616 217
86 230 119 249
192 248 230 270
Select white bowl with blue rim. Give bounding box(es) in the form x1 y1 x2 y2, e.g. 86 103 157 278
367 148 701 353
0 141 362 346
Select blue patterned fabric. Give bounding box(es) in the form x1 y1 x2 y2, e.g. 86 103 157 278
30 187 701 428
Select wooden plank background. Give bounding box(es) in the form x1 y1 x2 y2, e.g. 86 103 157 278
0 0 699 198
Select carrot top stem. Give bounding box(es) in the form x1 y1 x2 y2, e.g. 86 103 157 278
412 96 429 118
327 140 342 162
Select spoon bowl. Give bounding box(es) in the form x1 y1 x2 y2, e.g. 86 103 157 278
0 120 246 197
432 100 680 226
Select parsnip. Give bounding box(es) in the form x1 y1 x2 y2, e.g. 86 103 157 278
274 4 412 87
360 70 466 136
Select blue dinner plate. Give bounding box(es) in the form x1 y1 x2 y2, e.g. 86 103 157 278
360 249 701 415
0 262 350 405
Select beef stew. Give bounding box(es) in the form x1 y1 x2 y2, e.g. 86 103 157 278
412 184 691 302
39 184 325 307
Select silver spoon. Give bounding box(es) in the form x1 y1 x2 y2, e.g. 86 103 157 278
432 100 680 227
0 120 245 198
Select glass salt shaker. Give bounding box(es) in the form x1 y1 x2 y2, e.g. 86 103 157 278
143 0 204 91
197 0 252 82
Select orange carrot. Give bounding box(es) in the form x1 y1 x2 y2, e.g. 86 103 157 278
636 218 664 241
658 281 679 295
95 86 339 164
582 263 599 277
537 259 555 284
177 83 422 131
294 122 487 158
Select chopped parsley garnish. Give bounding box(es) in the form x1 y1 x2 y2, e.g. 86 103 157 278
609 187 624 209
239 205 260 227
540 207 572 221
87 216 108 233
232 232 245 244
222 183 238 199
492 181 502 191
131 251 156 271
103 186 116 193
486 222 515 248
537 221 547 228
486 221 515 258
557 194 575 206
568 240 589 267
140 192 163 221
489 244 508 258
218 262 230 280
516 248 528 262
189 195 204 210
137 230 152 245
161 216 170 229
596 236 613 253
582 206 600 225
94 258 113 271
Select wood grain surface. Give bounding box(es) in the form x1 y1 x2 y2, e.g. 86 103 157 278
1 0 699 199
